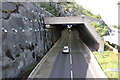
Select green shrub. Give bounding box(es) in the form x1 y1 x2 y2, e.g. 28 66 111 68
90 22 107 37
104 41 114 51
40 2 58 16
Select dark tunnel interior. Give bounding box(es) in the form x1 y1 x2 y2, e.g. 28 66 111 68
46 24 99 51
75 24 99 51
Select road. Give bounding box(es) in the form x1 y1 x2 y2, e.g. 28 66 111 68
48 30 95 78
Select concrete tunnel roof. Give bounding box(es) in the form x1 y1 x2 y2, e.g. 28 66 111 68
44 16 84 25
44 16 104 51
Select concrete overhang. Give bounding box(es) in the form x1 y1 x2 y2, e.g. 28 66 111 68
44 16 104 52
44 16 84 25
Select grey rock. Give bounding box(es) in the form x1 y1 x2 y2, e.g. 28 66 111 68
2 2 16 12
1 2 61 78
2 13 10 19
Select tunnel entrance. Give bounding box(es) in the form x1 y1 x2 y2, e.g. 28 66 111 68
44 23 99 51
44 16 104 52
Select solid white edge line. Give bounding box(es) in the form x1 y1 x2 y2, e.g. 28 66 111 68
70 54 72 65
71 70 73 80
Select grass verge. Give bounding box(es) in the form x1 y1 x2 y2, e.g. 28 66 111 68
93 51 119 79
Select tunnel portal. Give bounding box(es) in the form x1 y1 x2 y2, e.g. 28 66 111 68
44 16 104 51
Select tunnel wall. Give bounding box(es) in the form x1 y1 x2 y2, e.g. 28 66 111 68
84 18 104 51
76 24 100 51
1 2 61 78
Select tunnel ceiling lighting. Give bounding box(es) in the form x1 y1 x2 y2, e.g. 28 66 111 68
67 25 72 29
46 25 51 28
35 19 37 22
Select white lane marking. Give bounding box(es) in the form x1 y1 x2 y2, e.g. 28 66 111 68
71 70 73 80
82 53 96 78
70 54 72 65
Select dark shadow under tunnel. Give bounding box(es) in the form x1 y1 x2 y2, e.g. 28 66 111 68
72 24 99 51
45 24 99 51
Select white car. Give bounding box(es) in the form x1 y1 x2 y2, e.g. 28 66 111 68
62 46 69 54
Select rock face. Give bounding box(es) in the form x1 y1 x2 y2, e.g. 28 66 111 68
1 2 61 78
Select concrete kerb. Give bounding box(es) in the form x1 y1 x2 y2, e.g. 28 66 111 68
73 30 108 78
82 40 108 78
28 38 61 78
83 43 107 78
81 40 107 78
89 51 108 78
28 30 67 78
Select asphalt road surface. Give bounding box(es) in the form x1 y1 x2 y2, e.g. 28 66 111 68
49 30 95 78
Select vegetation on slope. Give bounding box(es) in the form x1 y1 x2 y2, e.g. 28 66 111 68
39 2 103 20
90 22 107 37
111 25 120 29
93 51 119 79
39 2 59 16
75 4 102 20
